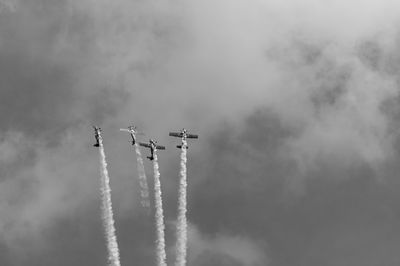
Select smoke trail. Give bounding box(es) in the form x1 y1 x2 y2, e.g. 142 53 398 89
153 151 168 266
175 139 188 266
98 134 121 266
134 143 150 209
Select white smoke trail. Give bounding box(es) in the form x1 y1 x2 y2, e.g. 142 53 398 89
175 139 188 266
153 151 168 266
98 134 121 266
134 144 150 209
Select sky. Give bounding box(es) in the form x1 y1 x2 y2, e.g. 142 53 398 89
1 0 400 265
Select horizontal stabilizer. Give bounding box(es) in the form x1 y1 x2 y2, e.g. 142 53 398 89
177 145 188 149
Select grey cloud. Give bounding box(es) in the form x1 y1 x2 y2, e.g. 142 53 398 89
187 224 268 266
1 0 400 265
188 109 400 266
0 0 128 144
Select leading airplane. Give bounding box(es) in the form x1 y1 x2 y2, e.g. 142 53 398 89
93 126 101 147
120 125 143 145
139 139 166 160
169 128 198 149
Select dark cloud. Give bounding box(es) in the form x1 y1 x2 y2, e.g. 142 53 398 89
188 109 400 266
0 0 128 145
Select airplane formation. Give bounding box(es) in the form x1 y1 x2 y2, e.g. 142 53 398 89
93 125 198 160
93 125 197 265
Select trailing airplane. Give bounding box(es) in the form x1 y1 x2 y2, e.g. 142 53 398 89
169 128 198 149
120 125 143 145
93 126 101 147
139 139 166 160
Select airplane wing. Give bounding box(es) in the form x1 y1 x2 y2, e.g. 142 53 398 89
169 132 182 138
139 143 151 148
156 145 166 150
187 134 198 139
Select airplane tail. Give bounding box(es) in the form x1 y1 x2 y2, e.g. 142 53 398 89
94 143 100 147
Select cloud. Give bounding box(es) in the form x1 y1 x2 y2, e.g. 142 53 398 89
64 0 400 173
0 0 128 144
1 0 400 265
0 0 16 13
187 224 268 266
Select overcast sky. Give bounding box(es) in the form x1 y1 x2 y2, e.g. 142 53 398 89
1 0 400 265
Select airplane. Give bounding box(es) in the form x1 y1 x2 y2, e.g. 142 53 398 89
169 128 198 149
93 126 101 147
120 125 143 145
139 139 166 160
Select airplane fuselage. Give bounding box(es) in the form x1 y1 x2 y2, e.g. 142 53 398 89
93 126 101 147
120 126 138 145
130 132 137 145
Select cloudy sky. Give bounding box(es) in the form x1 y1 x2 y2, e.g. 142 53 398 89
1 0 400 265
